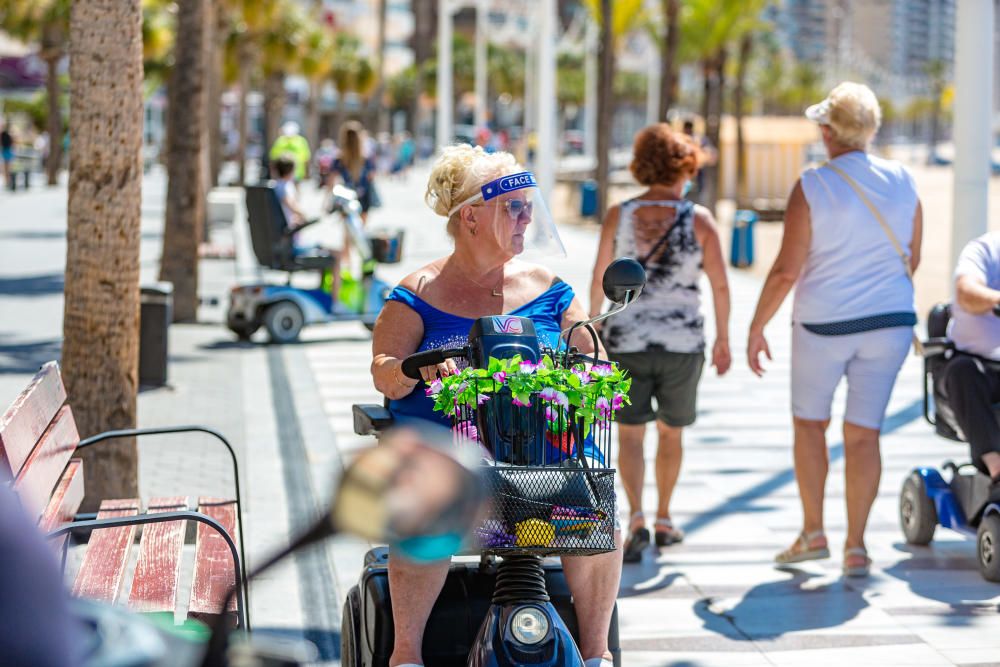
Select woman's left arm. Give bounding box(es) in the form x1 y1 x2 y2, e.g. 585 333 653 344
910 198 923 273
694 208 731 375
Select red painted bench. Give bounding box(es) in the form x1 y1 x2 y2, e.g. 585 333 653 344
0 362 249 628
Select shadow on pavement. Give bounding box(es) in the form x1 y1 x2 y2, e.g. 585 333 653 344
199 335 371 351
0 273 64 296
0 338 62 374
617 563 683 598
694 568 865 640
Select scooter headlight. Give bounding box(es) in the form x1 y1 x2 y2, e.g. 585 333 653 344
510 606 550 645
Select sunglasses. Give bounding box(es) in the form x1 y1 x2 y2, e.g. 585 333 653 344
471 198 533 221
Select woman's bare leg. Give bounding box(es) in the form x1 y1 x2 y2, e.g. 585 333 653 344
618 424 647 530
842 421 881 551
653 421 683 521
793 417 829 536
562 532 622 661
387 556 450 666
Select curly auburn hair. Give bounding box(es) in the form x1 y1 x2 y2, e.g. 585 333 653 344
629 123 701 186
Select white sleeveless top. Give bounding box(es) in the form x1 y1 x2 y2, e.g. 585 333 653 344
793 151 918 325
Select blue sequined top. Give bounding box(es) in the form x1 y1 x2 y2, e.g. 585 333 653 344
386 281 575 426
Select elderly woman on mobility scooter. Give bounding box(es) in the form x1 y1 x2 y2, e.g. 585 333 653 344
370 145 621 667
943 230 1000 490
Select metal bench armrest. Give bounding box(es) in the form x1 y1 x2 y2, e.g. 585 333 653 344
76 426 246 609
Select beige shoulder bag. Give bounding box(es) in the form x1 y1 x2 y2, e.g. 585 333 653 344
825 162 923 355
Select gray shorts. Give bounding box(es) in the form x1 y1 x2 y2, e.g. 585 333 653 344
609 349 705 427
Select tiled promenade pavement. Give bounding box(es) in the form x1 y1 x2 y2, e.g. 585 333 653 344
302 168 1000 666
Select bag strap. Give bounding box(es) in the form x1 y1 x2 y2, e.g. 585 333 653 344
825 162 913 282
826 161 922 354
634 201 690 268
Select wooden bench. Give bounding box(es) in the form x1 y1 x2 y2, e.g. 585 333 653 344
0 361 249 629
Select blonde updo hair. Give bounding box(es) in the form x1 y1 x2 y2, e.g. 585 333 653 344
808 81 882 150
425 144 521 236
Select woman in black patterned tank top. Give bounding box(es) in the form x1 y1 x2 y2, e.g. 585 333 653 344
589 123 732 563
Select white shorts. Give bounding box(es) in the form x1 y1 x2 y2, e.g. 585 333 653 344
791 324 911 430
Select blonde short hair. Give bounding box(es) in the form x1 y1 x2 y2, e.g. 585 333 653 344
425 144 521 235
806 81 882 150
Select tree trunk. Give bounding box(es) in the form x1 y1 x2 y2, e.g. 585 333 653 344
207 0 225 187
595 0 614 219
306 80 321 149
701 50 726 214
263 70 286 162
64 0 144 510
159 0 209 322
410 0 436 139
237 40 251 185
734 34 753 207
44 54 63 186
371 0 390 132
928 82 943 163
658 0 679 121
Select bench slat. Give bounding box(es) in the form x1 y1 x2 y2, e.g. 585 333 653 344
0 361 66 478
13 406 80 520
128 497 188 614
72 499 140 603
39 459 85 552
188 497 238 624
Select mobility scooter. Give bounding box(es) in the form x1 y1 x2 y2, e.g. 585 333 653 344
345 258 647 667
899 303 1000 582
226 184 403 343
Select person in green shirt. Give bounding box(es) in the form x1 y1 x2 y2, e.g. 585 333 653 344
269 121 311 181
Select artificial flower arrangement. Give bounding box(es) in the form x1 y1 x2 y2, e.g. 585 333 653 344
426 354 632 442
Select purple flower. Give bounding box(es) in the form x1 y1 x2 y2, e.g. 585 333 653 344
492 371 507 384
595 396 611 417
572 368 591 385
612 393 625 410
477 393 491 405
512 394 532 407
518 360 539 374
425 378 444 396
544 405 563 422
591 364 614 378
539 387 569 408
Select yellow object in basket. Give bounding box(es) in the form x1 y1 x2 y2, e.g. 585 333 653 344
516 518 556 547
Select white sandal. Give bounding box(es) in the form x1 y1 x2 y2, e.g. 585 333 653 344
774 530 830 564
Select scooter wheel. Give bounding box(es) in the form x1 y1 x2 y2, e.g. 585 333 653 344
263 301 304 344
978 513 1000 582
900 472 937 545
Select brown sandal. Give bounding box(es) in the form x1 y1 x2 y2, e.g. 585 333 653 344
775 530 830 564
843 547 872 577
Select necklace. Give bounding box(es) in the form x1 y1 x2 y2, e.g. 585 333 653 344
467 271 504 297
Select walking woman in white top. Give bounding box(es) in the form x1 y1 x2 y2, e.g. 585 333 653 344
746 82 923 577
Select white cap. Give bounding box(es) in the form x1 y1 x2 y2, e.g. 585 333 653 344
281 121 300 137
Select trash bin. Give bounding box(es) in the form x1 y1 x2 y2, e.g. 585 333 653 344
139 282 173 387
580 180 598 217
730 209 757 268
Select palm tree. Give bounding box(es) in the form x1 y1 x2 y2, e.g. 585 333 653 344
0 0 70 186
408 0 437 135
259 3 308 157
733 33 753 207
658 0 680 121
63 0 144 509
329 32 376 136
159 0 210 322
300 24 337 148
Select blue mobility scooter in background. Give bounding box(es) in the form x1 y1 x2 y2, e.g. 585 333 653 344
226 184 402 343
899 303 1000 582
344 259 647 666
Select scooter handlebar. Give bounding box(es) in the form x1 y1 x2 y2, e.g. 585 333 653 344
993 304 1000 318
400 347 468 380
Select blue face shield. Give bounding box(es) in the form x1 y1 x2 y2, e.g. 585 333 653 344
681 179 693 198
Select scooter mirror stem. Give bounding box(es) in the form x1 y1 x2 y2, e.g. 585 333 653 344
558 290 635 345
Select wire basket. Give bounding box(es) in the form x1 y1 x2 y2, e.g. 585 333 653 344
451 384 617 556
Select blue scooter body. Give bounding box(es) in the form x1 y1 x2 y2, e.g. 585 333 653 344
468 602 584 667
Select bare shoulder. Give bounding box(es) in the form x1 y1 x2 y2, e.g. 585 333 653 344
398 258 446 292
515 260 560 290
692 204 719 234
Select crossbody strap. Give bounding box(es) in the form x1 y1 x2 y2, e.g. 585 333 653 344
825 162 913 282
826 161 922 354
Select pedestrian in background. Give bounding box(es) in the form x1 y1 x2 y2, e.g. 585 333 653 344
746 82 923 577
589 123 732 563
1 119 14 187
331 121 379 224
269 121 311 182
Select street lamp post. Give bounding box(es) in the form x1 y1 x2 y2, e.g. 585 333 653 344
436 0 455 149
951 0 994 268
475 0 488 131
535 0 557 201
584 18 597 162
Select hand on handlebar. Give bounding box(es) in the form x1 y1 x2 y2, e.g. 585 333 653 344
417 358 458 383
